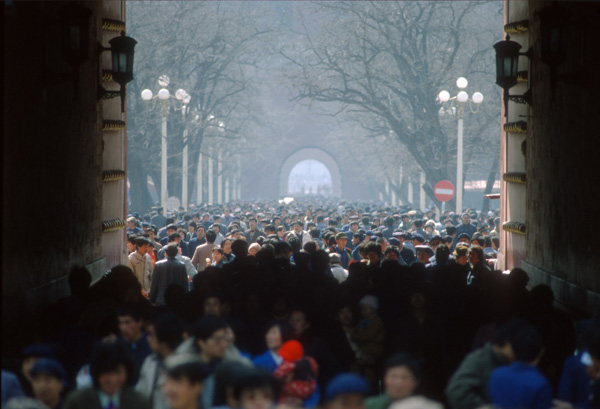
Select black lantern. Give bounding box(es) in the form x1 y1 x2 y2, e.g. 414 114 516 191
493 35 532 116
493 35 521 90
98 31 137 112
539 4 570 68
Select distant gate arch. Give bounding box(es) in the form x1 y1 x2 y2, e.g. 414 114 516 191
279 147 342 197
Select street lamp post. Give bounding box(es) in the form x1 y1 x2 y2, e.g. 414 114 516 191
141 76 190 211
438 77 484 213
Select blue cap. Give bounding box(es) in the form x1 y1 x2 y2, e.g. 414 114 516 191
325 373 369 400
388 237 400 246
30 358 67 383
365 230 374 236
458 233 471 240
412 233 425 242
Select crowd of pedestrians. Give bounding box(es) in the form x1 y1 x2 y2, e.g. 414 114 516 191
2 198 599 409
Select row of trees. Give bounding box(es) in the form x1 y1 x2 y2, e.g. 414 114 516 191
127 1 503 211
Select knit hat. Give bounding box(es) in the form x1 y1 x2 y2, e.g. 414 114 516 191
30 358 67 383
325 373 369 401
248 243 261 252
279 340 304 362
359 295 379 310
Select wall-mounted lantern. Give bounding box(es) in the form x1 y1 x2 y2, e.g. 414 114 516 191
98 32 137 112
493 35 532 116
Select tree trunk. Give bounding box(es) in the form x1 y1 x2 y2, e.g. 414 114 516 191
128 160 154 213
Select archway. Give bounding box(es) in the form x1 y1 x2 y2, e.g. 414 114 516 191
279 147 342 197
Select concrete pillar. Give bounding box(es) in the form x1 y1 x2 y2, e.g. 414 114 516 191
420 171 426 211
408 177 413 205
196 151 203 204
217 150 223 204
208 148 214 204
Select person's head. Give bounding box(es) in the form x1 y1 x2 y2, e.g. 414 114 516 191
203 294 222 317
205 230 217 244
126 236 136 253
90 340 134 394
168 232 182 244
30 359 66 408
365 242 382 265
167 224 178 235
196 226 206 239
468 245 484 264
325 373 369 409
264 321 294 352
248 243 261 256
117 306 145 344
212 247 224 264
443 235 453 248
289 309 310 336
166 242 179 258
462 213 471 224
231 239 249 258
358 295 378 319
163 356 209 409
415 246 433 264
384 246 400 261
135 237 151 256
248 218 257 229
491 318 531 362
434 243 450 265
511 325 545 365
453 246 469 266
430 235 443 251
445 226 457 237
147 312 185 358
233 369 277 409
127 217 137 229
303 240 318 254
383 353 420 400
194 316 229 361
264 224 276 235
292 221 303 233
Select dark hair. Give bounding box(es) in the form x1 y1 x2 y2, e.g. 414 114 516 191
154 313 185 351
434 244 450 264
446 226 457 236
265 321 295 343
303 241 318 254
68 266 91 296
90 340 134 387
309 228 320 239
232 369 277 401
116 305 144 322
443 235 453 244
194 316 228 341
166 242 179 258
469 245 484 261
287 236 301 253
384 246 400 257
384 353 421 380
365 242 381 255
231 239 249 258
492 318 529 347
205 230 217 244
167 359 209 384
413 219 423 228
168 232 180 242
512 325 544 362
167 224 178 231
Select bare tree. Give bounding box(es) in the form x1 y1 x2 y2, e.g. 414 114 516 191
281 1 502 209
126 1 278 211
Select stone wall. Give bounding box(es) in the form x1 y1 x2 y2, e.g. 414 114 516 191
524 0 600 313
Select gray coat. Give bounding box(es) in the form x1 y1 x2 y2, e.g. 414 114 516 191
445 343 509 409
149 257 188 305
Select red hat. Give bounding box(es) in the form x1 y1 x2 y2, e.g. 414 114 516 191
279 340 304 362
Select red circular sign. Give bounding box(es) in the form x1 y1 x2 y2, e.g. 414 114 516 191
434 180 455 202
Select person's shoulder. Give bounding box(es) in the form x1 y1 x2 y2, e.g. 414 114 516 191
121 387 150 408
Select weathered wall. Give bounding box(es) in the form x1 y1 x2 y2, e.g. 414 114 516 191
2 0 128 355
523 1 600 314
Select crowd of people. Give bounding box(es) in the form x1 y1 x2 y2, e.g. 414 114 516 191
2 198 599 409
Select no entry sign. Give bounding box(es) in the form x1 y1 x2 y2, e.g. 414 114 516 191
434 180 455 202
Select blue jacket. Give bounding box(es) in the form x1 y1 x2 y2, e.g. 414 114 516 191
489 362 553 409
557 352 592 408
252 350 280 373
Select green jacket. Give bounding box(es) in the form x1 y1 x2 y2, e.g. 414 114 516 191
445 343 508 409
365 394 391 409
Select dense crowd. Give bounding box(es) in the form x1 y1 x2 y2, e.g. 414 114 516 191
2 198 599 409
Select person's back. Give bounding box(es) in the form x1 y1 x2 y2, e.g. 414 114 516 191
488 325 552 409
150 243 189 306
